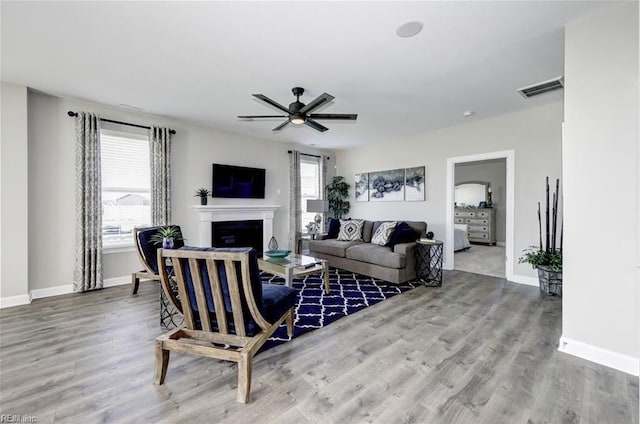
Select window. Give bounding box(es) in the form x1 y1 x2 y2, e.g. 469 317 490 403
100 130 151 248
300 156 322 232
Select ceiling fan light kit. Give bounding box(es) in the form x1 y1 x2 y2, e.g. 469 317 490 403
238 87 357 133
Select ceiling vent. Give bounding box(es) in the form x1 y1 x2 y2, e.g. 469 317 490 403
517 76 564 99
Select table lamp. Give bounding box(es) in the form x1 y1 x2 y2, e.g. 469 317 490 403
306 199 329 233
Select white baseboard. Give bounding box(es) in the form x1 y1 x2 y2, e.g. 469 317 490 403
103 276 130 288
1 276 132 308
508 274 539 287
559 336 639 376
496 241 506 247
31 284 73 299
0 294 32 308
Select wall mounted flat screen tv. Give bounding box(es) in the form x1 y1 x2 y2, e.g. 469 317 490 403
212 163 266 199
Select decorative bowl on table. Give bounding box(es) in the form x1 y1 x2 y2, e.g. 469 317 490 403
264 250 291 258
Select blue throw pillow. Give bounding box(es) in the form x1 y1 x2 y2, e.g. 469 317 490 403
386 222 419 247
327 218 340 239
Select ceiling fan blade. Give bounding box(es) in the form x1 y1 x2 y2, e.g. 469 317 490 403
299 93 335 114
272 120 291 131
237 115 288 119
252 94 291 114
304 119 329 133
308 113 358 120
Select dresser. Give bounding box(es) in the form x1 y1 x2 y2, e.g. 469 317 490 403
454 208 496 245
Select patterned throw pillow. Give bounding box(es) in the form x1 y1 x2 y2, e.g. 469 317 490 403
337 219 364 241
371 221 398 246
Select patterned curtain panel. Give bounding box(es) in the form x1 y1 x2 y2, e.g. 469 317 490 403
288 150 301 252
320 154 328 230
149 126 172 225
73 112 103 292
320 155 327 198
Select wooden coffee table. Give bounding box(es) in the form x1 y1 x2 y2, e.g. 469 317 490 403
258 253 330 293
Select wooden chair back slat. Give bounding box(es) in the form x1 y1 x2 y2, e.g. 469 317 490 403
224 260 247 337
206 259 229 334
170 256 196 329
188 258 212 332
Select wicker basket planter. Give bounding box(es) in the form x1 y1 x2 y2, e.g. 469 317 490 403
537 265 562 297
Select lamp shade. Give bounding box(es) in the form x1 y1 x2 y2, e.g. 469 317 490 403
306 199 329 213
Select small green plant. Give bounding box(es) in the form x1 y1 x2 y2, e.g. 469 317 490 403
194 188 210 197
519 247 562 272
150 226 184 245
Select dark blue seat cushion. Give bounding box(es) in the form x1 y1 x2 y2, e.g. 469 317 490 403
178 247 296 336
261 284 298 325
136 226 185 273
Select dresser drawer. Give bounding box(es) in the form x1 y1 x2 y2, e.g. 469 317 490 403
468 232 489 240
454 210 476 218
467 218 489 225
454 217 466 224
468 225 488 232
476 210 491 218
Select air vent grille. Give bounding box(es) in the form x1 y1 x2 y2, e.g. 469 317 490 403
517 76 564 98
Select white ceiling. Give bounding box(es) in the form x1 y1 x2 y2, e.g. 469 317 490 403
1 1 624 150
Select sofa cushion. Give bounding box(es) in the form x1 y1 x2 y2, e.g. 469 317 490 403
371 221 397 245
327 218 340 239
362 220 374 242
337 219 364 241
386 222 420 247
309 239 362 258
345 243 406 269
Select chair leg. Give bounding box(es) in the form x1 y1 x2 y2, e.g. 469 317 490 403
237 354 253 403
285 308 294 338
131 273 140 295
153 339 170 385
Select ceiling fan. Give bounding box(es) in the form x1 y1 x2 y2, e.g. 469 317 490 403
237 87 357 133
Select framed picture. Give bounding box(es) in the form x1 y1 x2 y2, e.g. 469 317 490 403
355 173 369 201
368 168 405 201
404 166 426 201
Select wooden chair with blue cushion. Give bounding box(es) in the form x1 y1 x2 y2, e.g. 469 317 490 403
131 225 185 295
153 246 297 403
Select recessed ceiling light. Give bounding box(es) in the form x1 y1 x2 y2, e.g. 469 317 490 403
396 21 423 38
463 111 474 117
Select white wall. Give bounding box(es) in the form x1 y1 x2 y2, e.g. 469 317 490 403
561 3 639 375
336 101 563 281
1 88 334 300
455 159 507 243
0 82 29 305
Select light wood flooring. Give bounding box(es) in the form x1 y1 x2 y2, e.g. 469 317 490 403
455 245 505 278
1 271 637 424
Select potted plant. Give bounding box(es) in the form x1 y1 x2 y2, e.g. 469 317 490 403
195 188 210 205
150 225 184 249
326 176 350 219
519 177 562 296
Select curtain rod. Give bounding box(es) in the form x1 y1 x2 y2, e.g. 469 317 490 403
67 111 176 135
288 150 330 160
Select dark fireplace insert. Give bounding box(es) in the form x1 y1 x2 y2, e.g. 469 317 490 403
211 220 263 255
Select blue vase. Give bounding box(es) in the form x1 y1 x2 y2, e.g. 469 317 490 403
162 237 175 249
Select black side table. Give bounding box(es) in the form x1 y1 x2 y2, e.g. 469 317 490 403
415 240 444 287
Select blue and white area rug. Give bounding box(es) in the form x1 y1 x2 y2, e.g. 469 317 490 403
260 267 419 351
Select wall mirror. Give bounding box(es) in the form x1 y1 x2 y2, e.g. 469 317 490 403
455 181 489 207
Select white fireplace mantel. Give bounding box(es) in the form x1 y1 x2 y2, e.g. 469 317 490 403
192 204 281 248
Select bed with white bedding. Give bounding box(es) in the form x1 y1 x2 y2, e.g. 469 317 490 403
454 224 472 251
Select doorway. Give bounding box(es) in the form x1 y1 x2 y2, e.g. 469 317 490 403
445 150 515 281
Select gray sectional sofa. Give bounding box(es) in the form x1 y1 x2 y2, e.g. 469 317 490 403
308 220 427 284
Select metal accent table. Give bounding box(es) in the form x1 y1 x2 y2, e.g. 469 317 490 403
415 240 444 287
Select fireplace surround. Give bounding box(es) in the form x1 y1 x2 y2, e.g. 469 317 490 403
192 205 280 250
